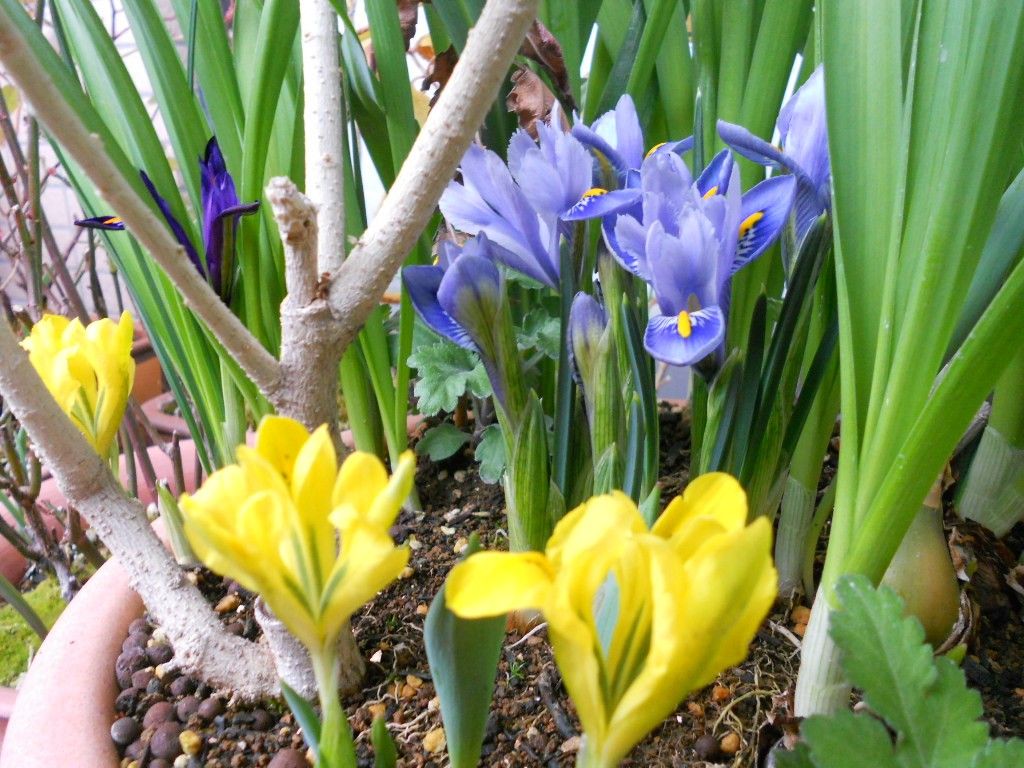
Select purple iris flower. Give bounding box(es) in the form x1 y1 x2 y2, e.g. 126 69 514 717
718 65 829 240
571 94 693 188
438 119 592 289
565 148 795 368
141 137 259 302
404 235 518 411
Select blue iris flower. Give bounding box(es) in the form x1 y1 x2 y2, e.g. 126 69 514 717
141 137 260 302
403 234 519 411
571 94 693 188
565 148 795 368
718 65 829 240
438 118 592 288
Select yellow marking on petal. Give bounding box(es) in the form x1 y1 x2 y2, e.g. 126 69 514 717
702 186 719 199
740 211 764 236
104 216 122 226
676 310 693 339
583 187 608 198
644 142 666 159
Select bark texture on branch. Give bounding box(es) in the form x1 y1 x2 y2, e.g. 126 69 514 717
326 0 541 350
301 0 347 277
0 19 282 399
0 316 278 699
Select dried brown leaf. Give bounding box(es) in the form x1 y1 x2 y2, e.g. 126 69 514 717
520 20 575 110
397 0 419 51
506 67 555 139
423 46 459 106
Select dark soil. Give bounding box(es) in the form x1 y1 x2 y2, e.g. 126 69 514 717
110 406 1024 767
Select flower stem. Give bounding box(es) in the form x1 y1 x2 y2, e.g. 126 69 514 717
312 649 356 768
575 735 613 768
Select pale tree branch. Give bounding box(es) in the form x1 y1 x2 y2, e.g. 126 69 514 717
0 19 283 400
0 314 278 699
301 0 347 277
326 0 540 349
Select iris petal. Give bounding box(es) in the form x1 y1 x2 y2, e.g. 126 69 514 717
733 175 797 274
563 187 642 221
403 265 476 350
643 307 725 366
140 170 203 275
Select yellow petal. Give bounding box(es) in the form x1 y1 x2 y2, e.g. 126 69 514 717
331 451 389 518
600 538 690 765
669 517 777 691
291 425 337 520
367 450 416 528
446 551 555 618
319 522 410 643
546 492 645 569
652 473 747 542
255 415 312 484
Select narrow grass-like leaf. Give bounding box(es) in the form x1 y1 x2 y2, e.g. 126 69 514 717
424 535 506 768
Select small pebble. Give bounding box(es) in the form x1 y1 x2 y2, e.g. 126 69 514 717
176 695 200 722
559 736 581 753
169 676 197 697
694 733 721 760
197 697 224 721
711 683 731 702
415 604 429 616
368 703 387 720
179 729 202 756
124 739 147 761
791 605 811 624
423 726 446 754
215 594 241 613
110 716 141 746
720 732 742 755
251 709 274 731
147 643 174 666
129 618 150 635
150 722 183 760
173 756 190 768
146 677 165 694
115 687 141 714
268 748 308 768
116 648 149 688
686 701 704 718
453 470 466 482
224 621 244 636
122 633 147 653
143 701 175 730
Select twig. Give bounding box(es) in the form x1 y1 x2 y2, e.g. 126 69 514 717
0 16 283 397
538 668 576 740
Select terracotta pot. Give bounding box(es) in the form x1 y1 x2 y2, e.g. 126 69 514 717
131 333 165 404
0 556 142 767
0 688 15 751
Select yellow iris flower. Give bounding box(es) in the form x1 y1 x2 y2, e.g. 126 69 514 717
446 473 777 767
179 416 415 654
21 312 135 457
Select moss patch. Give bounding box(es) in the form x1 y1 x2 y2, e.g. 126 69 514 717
0 578 66 686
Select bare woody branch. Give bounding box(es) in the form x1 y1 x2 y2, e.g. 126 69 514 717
0 20 283 399
326 0 541 350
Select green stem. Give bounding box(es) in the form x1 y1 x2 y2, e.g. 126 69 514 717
575 735 613 768
311 649 356 768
